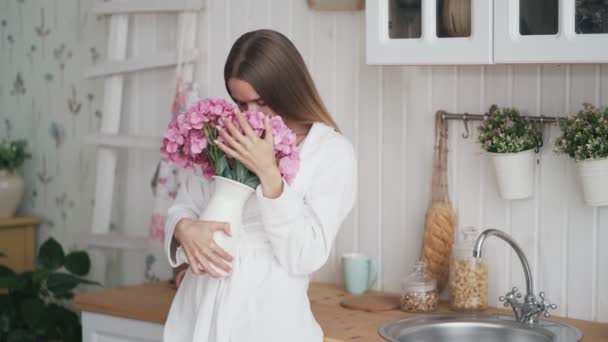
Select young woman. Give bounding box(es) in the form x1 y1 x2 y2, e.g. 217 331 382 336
163 29 357 342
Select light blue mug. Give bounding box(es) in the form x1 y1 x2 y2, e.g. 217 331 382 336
342 253 377 294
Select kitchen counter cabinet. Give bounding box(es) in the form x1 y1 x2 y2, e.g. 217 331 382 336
75 281 608 341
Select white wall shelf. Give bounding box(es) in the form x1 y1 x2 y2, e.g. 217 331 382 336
86 49 199 79
77 233 155 251
91 0 205 15
85 134 162 150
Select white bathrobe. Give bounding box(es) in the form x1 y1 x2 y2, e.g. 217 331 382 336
163 122 357 342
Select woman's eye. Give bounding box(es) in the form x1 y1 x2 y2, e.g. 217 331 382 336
256 100 266 107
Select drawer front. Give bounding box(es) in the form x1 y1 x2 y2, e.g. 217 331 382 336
82 312 164 342
0 227 28 272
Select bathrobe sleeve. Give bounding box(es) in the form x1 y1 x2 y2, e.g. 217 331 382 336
164 173 209 267
255 136 357 276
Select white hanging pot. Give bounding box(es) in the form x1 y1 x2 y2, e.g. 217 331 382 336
488 148 535 200
0 169 25 218
199 175 254 277
577 158 608 207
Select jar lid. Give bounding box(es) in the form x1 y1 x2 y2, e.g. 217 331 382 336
402 261 437 292
453 226 480 257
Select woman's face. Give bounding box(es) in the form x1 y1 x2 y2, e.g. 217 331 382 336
227 78 277 117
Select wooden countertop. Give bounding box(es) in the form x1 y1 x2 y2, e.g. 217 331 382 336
74 281 608 342
0 216 43 228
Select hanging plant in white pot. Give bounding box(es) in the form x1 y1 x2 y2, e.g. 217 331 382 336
0 139 31 217
554 103 608 207
477 107 541 200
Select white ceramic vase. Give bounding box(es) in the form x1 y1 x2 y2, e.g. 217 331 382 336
199 176 254 276
488 149 535 200
0 169 25 218
577 158 608 207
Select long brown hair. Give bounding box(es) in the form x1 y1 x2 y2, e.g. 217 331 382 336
224 29 338 131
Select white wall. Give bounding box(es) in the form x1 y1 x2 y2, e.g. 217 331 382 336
190 0 607 322
1 0 606 322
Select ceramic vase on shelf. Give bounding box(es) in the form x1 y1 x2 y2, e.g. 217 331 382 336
488 148 535 200
179 176 255 277
577 158 608 207
0 169 25 218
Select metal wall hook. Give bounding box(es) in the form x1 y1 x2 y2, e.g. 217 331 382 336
534 119 544 154
461 113 470 139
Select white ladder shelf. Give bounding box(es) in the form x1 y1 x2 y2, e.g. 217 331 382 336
82 0 202 255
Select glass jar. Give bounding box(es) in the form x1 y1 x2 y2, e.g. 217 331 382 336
400 261 439 313
448 226 488 312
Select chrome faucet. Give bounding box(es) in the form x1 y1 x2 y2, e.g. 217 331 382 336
472 229 557 324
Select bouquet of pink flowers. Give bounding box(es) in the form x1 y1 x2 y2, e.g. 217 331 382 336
160 98 300 189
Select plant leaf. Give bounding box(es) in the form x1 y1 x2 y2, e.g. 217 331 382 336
54 306 81 342
234 160 248 183
0 275 19 289
64 251 91 276
243 175 259 190
13 272 36 294
0 265 19 290
31 269 49 284
46 273 79 293
215 155 228 176
0 312 10 333
38 238 65 271
46 272 101 294
7 329 36 342
0 265 15 277
53 291 75 300
74 277 102 287
20 298 44 329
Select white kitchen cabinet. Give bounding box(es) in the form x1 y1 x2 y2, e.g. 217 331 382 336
367 0 608 65
494 0 608 63
82 312 164 342
366 0 493 65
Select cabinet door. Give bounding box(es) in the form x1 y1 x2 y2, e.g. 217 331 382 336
366 0 493 65
494 0 608 63
82 312 164 342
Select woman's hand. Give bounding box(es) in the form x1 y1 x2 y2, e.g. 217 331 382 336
174 218 233 278
215 112 283 198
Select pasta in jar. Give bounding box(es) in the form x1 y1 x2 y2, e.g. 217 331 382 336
448 226 488 312
448 258 488 311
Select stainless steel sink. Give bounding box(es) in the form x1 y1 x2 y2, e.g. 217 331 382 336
379 314 583 342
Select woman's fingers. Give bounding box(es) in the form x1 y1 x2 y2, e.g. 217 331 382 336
235 110 257 138
209 221 231 236
217 126 246 154
224 119 249 145
191 249 207 275
202 247 232 273
215 139 241 159
263 116 274 144
209 240 233 262
183 248 197 268
199 258 222 279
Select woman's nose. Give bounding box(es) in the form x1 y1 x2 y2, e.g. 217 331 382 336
246 103 259 112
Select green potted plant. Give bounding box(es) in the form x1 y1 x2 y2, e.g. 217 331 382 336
0 238 100 341
554 103 608 206
477 106 542 200
0 139 31 217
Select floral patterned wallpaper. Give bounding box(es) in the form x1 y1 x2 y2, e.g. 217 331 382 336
0 0 168 286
